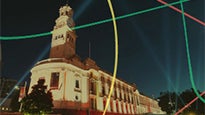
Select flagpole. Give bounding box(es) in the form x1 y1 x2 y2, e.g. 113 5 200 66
19 81 27 112
89 42 91 58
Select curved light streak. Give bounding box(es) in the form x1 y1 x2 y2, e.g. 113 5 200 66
0 44 50 106
102 0 118 114
157 0 205 26
179 0 205 103
174 91 205 115
0 0 188 40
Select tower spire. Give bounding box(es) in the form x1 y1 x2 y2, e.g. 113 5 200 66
49 4 77 59
89 42 91 58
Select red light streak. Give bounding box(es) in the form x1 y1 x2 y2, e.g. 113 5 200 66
174 91 205 115
157 0 205 26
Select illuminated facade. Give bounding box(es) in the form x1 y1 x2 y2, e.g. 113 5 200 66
28 4 164 115
0 78 17 112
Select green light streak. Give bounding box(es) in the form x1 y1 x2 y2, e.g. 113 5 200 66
0 0 188 40
179 0 205 103
72 0 189 30
0 32 51 40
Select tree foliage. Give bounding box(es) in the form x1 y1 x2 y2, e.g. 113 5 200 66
10 89 20 111
158 91 178 114
21 79 53 114
158 88 205 115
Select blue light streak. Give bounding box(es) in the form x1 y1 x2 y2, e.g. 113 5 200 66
0 44 50 106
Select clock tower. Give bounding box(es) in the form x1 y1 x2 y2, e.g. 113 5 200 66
49 4 77 59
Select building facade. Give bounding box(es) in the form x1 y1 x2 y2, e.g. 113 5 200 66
0 78 18 112
28 4 164 115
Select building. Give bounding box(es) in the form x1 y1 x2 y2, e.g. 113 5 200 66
0 78 18 112
28 4 164 115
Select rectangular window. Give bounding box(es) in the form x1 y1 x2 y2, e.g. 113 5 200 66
75 80 79 88
90 81 96 94
101 77 105 83
110 100 113 112
74 75 81 92
116 101 119 113
102 85 105 95
50 72 59 88
120 90 122 100
114 88 117 99
90 98 96 110
74 80 81 92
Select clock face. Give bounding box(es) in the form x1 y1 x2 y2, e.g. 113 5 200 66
52 34 66 47
54 34 64 40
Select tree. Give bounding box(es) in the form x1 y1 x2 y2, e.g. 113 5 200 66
10 88 20 111
158 91 178 114
178 89 205 114
158 89 205 115
21 79 53 114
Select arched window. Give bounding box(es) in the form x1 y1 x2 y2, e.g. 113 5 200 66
75 80 79 88
74 74 81 92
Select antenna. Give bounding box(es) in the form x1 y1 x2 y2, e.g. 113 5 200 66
66 0 69 5
89 42 91 58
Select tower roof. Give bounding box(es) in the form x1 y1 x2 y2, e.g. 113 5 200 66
59 4 73 16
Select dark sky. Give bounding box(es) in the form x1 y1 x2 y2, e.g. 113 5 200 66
1 0 205 97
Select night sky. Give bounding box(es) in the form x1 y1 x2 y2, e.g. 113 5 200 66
1 0 205 97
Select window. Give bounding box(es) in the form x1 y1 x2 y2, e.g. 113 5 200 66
90 98 96 110
66 11 68 16
61 34 64 40
75 80 79 88
116 101 119 113
131 95 134 104
90 81 96 94
121 103 124 113
114 87 117 99
102 85 105 95
103 99 106 109
74 74 81 92
108 79 111 87
50 72 59 88
124 93 126 102
120 90 122 100
110 100 113 112
101 77 105 83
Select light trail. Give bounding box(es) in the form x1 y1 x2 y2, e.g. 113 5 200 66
174 91 205 115
103 0 118 114
179 0 205 103
0 0 188 40
0 45 50 106
157 0 205 26
0 32 51 40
